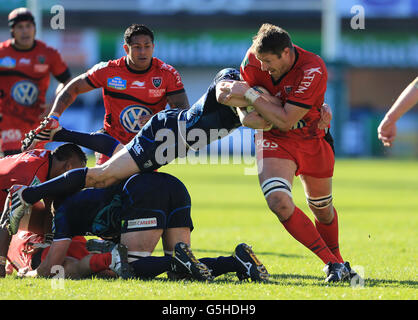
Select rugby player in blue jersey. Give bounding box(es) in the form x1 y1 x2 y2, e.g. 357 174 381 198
19 171 269 282
6 68 328 234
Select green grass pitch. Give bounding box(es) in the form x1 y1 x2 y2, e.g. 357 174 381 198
1 157 417 300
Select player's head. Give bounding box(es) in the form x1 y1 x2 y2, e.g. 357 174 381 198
123 24 155 71
50 143 87 178
8 8 36 49
252 23 294 79
214 68 241 83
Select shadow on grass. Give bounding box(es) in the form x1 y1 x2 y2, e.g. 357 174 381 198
193 248 306 259
365 278 418 289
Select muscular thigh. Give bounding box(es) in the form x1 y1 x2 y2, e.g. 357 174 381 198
121 230 163 253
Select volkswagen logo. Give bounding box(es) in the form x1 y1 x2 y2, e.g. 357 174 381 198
11 80 39 106
119 105 152 133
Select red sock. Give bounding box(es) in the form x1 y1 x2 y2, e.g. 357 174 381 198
315 207 344 263
89 252 112 273
281 207 339 264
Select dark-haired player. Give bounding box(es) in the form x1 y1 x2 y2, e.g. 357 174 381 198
27 24 189 164
0 143 86 277
0 8 71 156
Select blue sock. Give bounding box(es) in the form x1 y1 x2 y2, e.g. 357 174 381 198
130 256 172 279
54 128 120 157
22 168 88 204
199 256 240 278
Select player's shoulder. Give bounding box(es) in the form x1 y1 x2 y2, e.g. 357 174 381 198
153 57 180 75
34 40 61 56
241 47 261 71
294 45 326 73
87 57 123 75
0 39 13 50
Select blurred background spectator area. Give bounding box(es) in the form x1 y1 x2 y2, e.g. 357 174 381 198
1 0 417 157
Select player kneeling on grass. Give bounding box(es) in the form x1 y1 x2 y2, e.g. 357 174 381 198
19 172 269 282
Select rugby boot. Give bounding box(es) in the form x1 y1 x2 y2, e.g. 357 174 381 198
21 117 61 151
5 185 32 235
109 244 135 279
171 242 213 281
86 239 116 253
323 262 349 283
343 261 363 283
233 243 270 282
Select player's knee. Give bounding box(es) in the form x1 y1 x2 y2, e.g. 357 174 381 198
261 178 294 220
306 194 334 223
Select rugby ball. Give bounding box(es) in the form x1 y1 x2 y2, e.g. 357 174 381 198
246 86 273 131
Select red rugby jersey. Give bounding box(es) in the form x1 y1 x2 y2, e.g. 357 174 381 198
0 39 69 124
0 149 51 212
86 56 185 145
240 45 328 139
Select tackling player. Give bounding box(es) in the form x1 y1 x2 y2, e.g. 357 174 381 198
222 23 355 282
7 67 331 238
0 8 71 156
19 172 269 282
32 24 189 164
0 143 86 277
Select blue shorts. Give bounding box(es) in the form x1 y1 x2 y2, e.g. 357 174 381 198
120 173 193 233
125 109 187 172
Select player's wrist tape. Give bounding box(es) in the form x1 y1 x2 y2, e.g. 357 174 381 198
0 256 6 265
49 115 59 121
244 87 261 104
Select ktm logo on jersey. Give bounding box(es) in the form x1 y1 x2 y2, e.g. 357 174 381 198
11 80 39 106
295 66 322 95
119 105 152 133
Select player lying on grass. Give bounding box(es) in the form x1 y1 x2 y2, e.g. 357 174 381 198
19 171 269 281
12 235 128 279
0 143 86 277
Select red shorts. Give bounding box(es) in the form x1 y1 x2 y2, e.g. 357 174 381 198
255 132 335 178
41 236 89 261
0 116 37 152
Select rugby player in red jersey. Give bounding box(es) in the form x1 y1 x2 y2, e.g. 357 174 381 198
0 144 86 277
0 8 71 156
220 23 356 282
28 24 189 164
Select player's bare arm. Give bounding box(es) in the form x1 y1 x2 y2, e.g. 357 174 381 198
378 77 418 147
217 81 273 130
48 74 95 118
167 91 190 109
28 239 71 278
